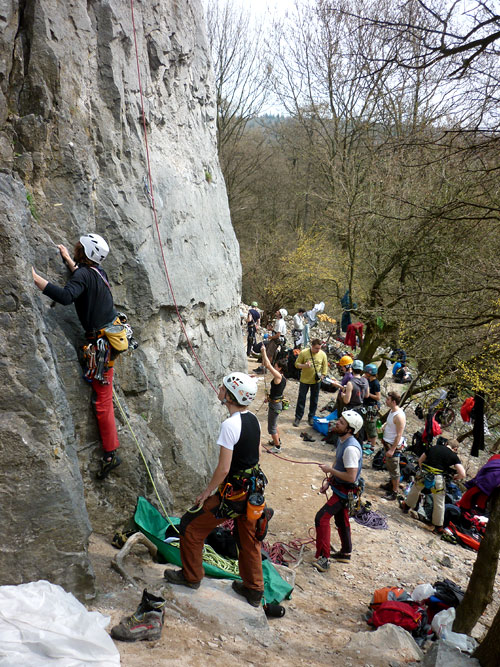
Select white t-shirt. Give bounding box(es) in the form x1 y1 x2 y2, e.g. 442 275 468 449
343 445 361 469
274 318 287 336
217 411 260 450
293 313 304 330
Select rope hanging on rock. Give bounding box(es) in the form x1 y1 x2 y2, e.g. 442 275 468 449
113 387 179 533
129 0 217 394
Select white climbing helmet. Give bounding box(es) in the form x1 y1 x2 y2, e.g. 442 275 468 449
223 372 257 406
341 410 364 434
80 233 109 264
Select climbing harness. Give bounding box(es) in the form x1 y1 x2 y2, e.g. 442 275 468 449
215 466 267 519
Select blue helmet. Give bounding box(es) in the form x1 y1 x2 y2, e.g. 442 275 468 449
365 363 377 375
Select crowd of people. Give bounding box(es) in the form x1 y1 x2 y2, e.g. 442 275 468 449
30 257 489 641
241 301 476 574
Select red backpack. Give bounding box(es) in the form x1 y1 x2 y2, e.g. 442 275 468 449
368 601 423 632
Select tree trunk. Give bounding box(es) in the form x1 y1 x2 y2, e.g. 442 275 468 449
358 322 383 363
473 602 500 667
453 489 500 635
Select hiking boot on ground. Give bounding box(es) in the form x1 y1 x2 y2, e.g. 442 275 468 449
110 589 165 642
330 550 351 563
293 418 301 427
269 446 282 453
313 556 330 572
308 416 315 426
163 568 201 589
382 491 397 501
231 580 263 608
96 451 122 480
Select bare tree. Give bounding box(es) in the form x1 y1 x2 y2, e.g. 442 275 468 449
204 0 273 200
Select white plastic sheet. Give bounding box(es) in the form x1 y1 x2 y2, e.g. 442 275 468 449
0 580 120 666
431 607 478 653
411 583 436 602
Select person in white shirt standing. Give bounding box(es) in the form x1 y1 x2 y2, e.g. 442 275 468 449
292 308 306 347
381 391 406 501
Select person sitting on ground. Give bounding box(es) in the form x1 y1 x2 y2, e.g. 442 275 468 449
380 391 406 501
261 345 287 453
340 359 369 413
394 363 412 384
363 363 381 451
246 302 261 357
401 438 465 534
164 372 265 608
32 234 123 480
293 339 328 427
313 411 364 571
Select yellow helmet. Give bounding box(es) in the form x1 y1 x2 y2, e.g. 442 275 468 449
338 355 353 367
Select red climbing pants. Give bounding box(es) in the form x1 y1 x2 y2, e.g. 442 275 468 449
315 488 351 558
91 367 120 453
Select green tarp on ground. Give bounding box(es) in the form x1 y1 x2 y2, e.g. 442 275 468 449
134 496 293 605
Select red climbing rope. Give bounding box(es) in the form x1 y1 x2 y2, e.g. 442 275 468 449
262 445 322 466
129 0 217 394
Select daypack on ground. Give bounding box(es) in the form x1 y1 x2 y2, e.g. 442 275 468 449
372 448 385 470
367 601 423 632
433 579 465 607
370 586 408 609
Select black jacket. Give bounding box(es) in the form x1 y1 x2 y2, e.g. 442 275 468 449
43 265 117 333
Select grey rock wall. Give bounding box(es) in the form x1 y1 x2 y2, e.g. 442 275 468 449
0 0 244 599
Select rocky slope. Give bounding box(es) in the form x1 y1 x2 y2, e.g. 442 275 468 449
0 0 243 599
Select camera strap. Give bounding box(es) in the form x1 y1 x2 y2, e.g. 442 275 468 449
310 348 320 383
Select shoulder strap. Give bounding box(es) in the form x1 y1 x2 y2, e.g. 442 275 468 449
310 348 318 373
90 266 111 291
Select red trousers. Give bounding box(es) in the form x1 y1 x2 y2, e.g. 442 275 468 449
91 367 120 453
315 489 351 558
179 495 263 590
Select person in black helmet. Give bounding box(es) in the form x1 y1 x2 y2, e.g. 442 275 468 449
32 234 122 479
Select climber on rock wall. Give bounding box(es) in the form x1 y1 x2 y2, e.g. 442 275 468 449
32 234 123 480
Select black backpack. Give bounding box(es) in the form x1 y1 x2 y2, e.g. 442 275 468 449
410 431 425 457
372 448 386 470
286 349 301 380
433 579 465 607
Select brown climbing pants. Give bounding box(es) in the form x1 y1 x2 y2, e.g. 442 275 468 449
179 494 264 591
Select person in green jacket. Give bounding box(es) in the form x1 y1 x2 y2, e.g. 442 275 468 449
293 339 328 427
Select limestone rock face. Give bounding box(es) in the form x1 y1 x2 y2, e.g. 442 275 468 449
0 1 244 599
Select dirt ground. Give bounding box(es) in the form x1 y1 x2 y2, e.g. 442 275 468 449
88 356 499 666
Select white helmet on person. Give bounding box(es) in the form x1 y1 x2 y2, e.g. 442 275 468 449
80 233 109 263
341 410 363 434
222 372 257 406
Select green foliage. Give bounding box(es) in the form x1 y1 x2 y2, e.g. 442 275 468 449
26 191 38 220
